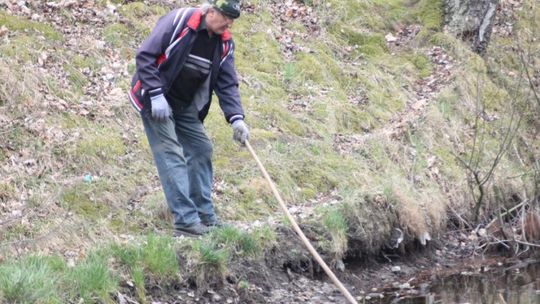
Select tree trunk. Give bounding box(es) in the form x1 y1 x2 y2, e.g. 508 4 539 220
443 0 500 54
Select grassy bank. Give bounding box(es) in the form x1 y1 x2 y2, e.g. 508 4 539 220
0 0 538 301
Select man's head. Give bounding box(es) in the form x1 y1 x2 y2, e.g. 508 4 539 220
205 0 241 35
209 0 241 19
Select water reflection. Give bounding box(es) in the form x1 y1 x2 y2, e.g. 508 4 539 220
387 261 539 304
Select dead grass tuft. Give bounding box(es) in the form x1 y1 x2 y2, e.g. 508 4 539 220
0 60 42 109
392 188 428 240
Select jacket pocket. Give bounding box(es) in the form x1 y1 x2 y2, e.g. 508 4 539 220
129 79 144 112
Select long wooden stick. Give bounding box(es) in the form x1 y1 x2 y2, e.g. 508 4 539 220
245 140 358 304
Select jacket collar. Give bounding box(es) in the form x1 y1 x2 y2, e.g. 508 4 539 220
187 8 232 42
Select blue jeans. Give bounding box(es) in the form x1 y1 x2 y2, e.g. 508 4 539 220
142 101 216 228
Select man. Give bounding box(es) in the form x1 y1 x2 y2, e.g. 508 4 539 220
128 0 249 237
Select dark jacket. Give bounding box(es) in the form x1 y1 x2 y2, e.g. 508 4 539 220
128 7 244 123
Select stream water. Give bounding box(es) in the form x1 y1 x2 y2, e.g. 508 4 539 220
376 260 539 304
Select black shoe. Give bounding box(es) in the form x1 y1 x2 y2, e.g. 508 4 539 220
203 220 224 228
174 223 209 237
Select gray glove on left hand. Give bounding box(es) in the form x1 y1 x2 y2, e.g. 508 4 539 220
232 120 249 144
150 93 170 122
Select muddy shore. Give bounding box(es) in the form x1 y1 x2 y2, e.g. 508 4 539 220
118 227 538 304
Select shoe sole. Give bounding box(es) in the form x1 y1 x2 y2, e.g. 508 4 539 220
174 230 205 238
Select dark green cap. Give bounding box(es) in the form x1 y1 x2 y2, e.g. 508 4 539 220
209 0 241 19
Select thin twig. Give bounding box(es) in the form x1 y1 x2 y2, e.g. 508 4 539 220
515 240 540 248
485 201 526 230
521 200 528 243
449 205 471 229
498 293 508 304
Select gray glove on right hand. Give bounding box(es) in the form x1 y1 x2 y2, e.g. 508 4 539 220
232 120 249 144
150 93 170 122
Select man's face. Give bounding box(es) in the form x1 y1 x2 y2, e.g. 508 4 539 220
206 8 234 35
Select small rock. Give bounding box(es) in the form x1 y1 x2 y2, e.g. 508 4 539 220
478 228 487 237
419 231 431 245
67 258 75 268
391 266 401 273
335 259 345 272
117 292 128 304
400 283 411 289
385 33 398 42
367 293 384 299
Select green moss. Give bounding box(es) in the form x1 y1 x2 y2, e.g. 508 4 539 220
434 95 457 125
4 125 46 153
60 182 111 219
118 2 149 18
0 34 43 63
232 184 273 220
0 182 15 202
115 3 164 40
118 3 166 20
392 1 419 25
103 23 130 48
365 87 405 123
414 0 443 31
406 53 433 78
0 11 62 40
288 159 339 194
258 104 307 136
293 47 344 86
56 112 91 129
288 20 309 34
236 31 283 74
346 0 419 31
74 128 126 163
108 215 141 234
0 148 5 162
72 54 101 72
3 223 35 241
332 24 388 57
336 103 373 133
323 0 375 28
482 81 509 110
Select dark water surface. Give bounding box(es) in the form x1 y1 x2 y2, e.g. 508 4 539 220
380 260 539 304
